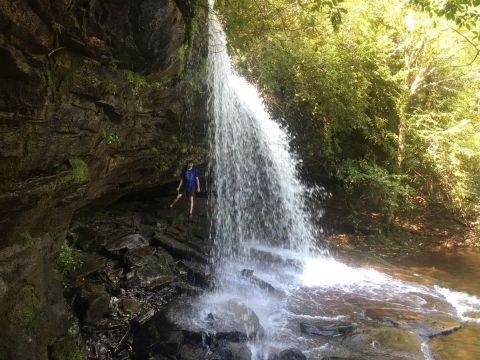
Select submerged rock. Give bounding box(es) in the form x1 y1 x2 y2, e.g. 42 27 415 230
268 348 306 360
249 248 302 270
402 317 462 338
341 326 423 358
300 322 354 337
240 269 283 296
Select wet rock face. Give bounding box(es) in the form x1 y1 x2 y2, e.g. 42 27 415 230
0 0 208 358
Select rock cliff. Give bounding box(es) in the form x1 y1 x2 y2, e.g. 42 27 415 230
0 0 208 358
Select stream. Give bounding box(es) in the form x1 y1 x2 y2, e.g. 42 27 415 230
167 8 480 360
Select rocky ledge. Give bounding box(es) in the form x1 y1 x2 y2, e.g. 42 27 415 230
0 0 208 358
56 187 212 359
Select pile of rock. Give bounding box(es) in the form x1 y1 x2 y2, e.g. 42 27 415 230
63 196 212 359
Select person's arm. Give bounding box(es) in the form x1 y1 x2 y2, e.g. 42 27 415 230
195 168 200 192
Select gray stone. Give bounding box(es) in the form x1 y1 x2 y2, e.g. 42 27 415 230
153 232 207 263
269 348 306 360
126 246 176 288
167 299 265 344
74 282 111 324
241 269 283 296
104 233 149 253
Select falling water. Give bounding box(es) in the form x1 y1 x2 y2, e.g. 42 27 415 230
167 8 480 360
207 4 317 277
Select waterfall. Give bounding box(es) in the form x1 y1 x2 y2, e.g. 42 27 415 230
207 6 317 278
165 7 480 360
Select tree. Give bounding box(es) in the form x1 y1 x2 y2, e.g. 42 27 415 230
215 0 480 224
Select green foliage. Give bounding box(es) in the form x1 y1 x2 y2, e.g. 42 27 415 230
55 241 82 284
102 132 121 146
409 0 480 33
218 0 480 223
337 159 414 216
123 69 173 111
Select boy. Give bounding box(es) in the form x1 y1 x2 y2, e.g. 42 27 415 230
170 160 200 219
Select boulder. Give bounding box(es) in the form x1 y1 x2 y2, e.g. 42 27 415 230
179 344 207 360
226 342 252 360
73 282 111 324
153 232 207 263
167 299 265 344
269 348 306 360
180 260 212 287
120 298 142 315
104 233 149 254
126 246 176 289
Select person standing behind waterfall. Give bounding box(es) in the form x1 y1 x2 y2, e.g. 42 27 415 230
170 160 200 220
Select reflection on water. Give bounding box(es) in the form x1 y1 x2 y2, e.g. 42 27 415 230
431 323 480 360
385 249 480 295
381 249 480 360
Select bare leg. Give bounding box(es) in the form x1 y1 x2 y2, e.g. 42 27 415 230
188 195 194 215
170 193 182 208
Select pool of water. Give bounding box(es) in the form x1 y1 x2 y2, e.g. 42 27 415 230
169 244 480 359
383 248 480 360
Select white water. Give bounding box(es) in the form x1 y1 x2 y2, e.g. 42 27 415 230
179 9 480 359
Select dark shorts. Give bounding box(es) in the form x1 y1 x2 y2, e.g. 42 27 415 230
184 187 195 197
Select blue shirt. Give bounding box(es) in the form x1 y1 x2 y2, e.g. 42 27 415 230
182 167 199 189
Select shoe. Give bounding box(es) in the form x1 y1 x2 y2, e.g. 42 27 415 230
188 213 193 222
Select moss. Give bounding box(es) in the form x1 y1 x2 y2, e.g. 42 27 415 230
68 158 89 183
123 69 173 111
9 285 46 333
49 158 89 192
102 132 121 146
48 336 83 360
19 231 34 247
98 78 117 96
45 50 83 101
66 347 83 360
123 70 149 96
0 158 19 190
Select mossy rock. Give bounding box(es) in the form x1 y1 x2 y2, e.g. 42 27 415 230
367 327 421 353
8 284 46 334
48 335 84 360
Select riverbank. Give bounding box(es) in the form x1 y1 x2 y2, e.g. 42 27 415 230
322 201 480 250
